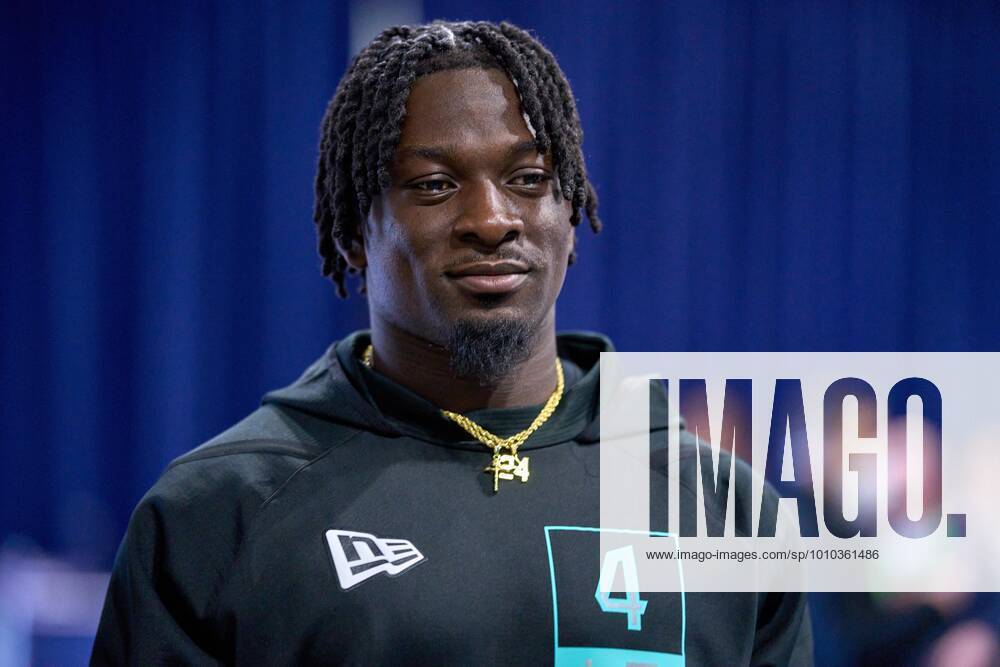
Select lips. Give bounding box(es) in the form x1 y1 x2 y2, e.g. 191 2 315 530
445 260 531 295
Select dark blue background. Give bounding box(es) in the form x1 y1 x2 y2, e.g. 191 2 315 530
2 0 998 662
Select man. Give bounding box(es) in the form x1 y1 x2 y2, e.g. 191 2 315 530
93 21 811 665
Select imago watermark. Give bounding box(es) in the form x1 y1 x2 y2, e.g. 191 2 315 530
598 353 1000 593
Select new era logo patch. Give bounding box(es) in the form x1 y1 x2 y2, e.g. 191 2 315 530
325 529 426 590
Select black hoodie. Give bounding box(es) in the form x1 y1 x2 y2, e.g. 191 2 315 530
91 331 812 666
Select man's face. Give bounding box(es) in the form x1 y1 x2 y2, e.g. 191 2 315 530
354 67 574 349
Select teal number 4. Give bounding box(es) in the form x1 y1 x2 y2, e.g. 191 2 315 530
594 545 649 632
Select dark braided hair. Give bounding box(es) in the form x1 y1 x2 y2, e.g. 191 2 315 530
314 20 601 297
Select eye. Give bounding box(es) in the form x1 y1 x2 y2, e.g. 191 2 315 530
509 172 551 188
410 178 455 193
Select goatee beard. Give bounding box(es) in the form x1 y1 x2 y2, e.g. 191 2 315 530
448 318 532 385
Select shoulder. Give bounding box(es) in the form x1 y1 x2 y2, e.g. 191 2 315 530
145 402 361 532
130 337 371 559
115 407 360 621
129 414 313 553
136 407 323 523
171 404 327 467
649 429 759 537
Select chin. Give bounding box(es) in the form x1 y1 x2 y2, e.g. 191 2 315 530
447 315 535 383
453 300 536 328
470 291 520 309
432 286 552 337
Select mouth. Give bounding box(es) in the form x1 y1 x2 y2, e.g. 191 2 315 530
445 260 531 295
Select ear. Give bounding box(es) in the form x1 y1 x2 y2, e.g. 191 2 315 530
335 232 367 271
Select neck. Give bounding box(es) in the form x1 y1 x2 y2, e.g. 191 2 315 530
367 312 559 413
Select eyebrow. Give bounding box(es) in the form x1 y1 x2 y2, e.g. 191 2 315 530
394 140 541 163
503 140 542 161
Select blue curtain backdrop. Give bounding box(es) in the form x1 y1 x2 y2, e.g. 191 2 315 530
2 0 998 581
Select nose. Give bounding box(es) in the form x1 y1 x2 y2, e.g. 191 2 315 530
453 180 523 248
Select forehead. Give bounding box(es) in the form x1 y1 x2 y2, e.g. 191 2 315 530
396 67 534 154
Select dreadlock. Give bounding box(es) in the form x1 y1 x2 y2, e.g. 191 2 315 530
313 20 601 297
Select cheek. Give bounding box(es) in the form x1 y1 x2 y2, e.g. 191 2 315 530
536 202 574 259
532 210 573 293
367 216 438 297
378 198 443 256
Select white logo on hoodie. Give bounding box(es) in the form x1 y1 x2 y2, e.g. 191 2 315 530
325 529 426 590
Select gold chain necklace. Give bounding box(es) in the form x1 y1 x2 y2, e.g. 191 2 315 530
360 344 564 493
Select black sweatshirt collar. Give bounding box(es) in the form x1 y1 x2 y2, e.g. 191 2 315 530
334 330 605 450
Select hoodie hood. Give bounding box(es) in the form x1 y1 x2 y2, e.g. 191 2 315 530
262 330 615 448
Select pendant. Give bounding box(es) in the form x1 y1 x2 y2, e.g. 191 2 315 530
484 450 530 493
